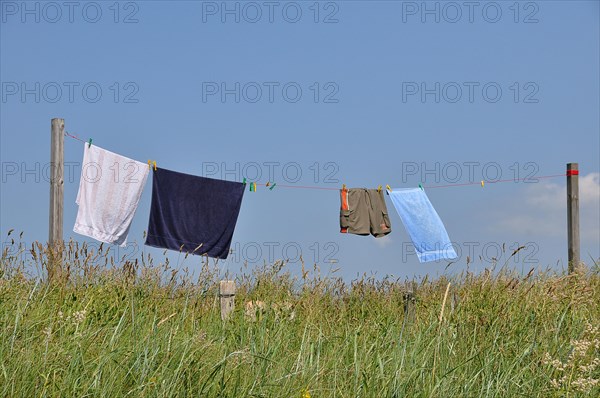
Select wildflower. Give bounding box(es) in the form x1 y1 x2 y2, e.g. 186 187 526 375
244 300 266 321
271 301 296 321
196 330 207 343
72 309 87 325
544 319 600 393
571 377 599 393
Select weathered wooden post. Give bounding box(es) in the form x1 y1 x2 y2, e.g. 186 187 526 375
48 118 65 282
566 163 580 274
219 280 236 320
403 281 416 324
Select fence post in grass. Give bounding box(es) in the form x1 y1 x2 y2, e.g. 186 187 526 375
451 287 459 314
48 118 65 283
566 163 580 274
403 281 416 324
219 280 236 321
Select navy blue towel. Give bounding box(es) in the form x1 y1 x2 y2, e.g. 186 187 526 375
145 168 245 259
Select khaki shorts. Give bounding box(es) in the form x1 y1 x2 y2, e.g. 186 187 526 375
340 188 392 238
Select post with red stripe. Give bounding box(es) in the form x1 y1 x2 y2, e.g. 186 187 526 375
566 163 580 274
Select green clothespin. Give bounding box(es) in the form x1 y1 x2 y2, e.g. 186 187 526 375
418 183 423 190
269 183 276 190
88 138 92 148
249 182 254 192
243 178 246 185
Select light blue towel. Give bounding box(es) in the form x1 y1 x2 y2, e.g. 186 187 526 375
388 188 457 263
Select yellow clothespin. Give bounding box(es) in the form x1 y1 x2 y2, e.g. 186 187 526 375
481 180 484 187
153 161 157 171
147 160 152 170
386 184 391 192
377 185 382 192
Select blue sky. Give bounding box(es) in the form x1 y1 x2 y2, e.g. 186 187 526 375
1 0 599 280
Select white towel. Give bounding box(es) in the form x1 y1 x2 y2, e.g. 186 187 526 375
74 143 149 246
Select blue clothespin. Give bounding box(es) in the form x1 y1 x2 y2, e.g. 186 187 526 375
418 183 423 190
269 183 276 190
88 138 92 148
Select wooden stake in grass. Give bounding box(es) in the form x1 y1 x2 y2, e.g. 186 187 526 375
403 290 415 324
220 280 236 321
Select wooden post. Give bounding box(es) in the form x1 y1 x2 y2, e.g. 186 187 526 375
48 118 64 282
451 289 459 313
219 280 236 321
403 281 416 324
566 163 580 274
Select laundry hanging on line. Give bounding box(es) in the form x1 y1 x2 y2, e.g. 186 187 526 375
387 188 457 263
73 143 149 246
145 167 245 260
71 140 457 263
339 188 392 238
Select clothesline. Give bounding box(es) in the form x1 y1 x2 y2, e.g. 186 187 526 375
63 131 569 191
69 136 579 264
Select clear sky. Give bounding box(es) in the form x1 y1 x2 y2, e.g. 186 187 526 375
1 0 599 281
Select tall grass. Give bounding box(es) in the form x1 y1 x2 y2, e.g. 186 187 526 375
1 232 599 397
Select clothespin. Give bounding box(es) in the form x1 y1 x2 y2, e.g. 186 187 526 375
249 182 254 192
153 161 157 171
377 185 382 192
87 138 92 148
386 185 391 194
253 182 257 191
243 178 247 185
342 184 347 191
481 180 485 188
269 183 276 190
418 183 424 190
266 182 270 187
147 160 152 170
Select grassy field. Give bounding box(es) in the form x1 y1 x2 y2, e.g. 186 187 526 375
1 234 599 397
